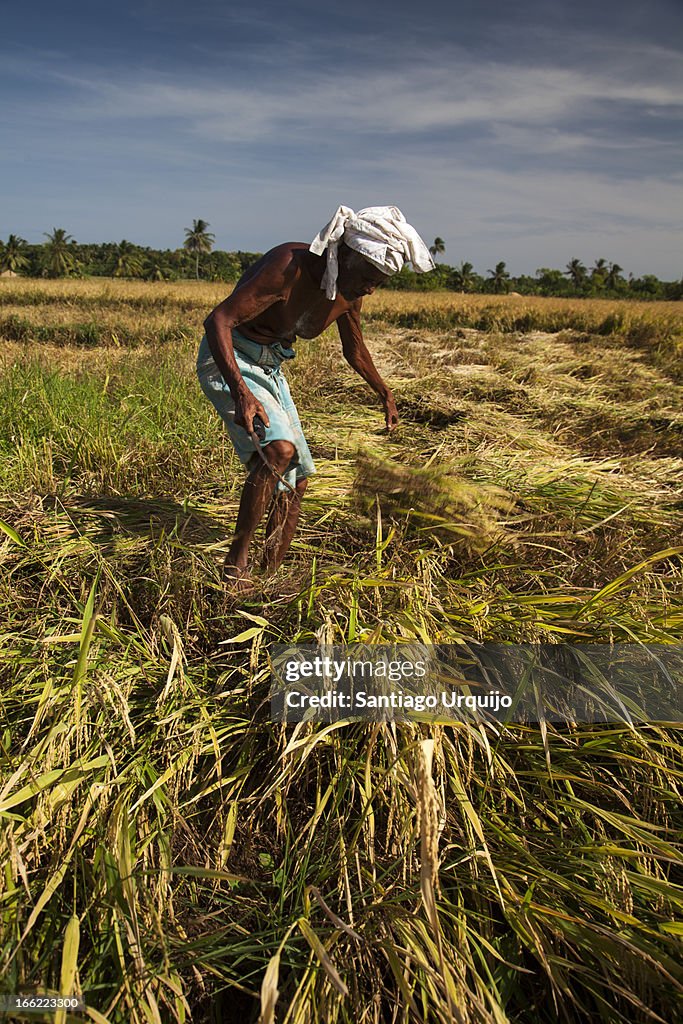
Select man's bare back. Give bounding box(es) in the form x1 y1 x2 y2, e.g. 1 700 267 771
232 243 360 345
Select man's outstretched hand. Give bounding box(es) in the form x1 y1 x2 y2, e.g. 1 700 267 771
383 393 400 433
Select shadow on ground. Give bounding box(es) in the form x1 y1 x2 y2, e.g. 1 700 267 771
47 494 229 545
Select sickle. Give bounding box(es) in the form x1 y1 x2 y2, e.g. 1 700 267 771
247 427 297 495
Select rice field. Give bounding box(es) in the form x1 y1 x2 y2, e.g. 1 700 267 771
0 279 682 1023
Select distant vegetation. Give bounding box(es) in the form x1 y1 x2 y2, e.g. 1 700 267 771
0 225 260 287
1 228 681 298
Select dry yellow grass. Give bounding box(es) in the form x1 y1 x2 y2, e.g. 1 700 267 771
2 276 682 323
0 277 229 305
365 288 683 321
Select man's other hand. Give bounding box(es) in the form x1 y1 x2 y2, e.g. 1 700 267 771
383 394 399 433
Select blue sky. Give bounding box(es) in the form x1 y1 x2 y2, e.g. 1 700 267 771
2 0 682 277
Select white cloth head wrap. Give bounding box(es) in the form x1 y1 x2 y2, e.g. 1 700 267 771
309 205 435 300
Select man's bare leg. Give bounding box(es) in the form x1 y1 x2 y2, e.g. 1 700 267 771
224 440 296 581
262 477 308 572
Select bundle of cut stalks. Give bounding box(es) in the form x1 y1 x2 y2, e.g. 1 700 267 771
353 450 514 553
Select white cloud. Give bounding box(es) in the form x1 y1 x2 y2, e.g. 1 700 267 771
6 38 683 144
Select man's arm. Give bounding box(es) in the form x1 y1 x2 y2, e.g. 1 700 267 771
203 252 294 432
336 304 399 432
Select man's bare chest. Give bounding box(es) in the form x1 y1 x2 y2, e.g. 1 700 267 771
252 285 350 341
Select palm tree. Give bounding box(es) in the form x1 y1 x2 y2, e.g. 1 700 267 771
183 219 215 280
487 261 510 294
113 240 143 278
429 237 446 260
453 261 475 293
144 260 170 282
606 262 623 290
564 258 587 289
43 228 77 277
591 258 607 284
0 235 30 274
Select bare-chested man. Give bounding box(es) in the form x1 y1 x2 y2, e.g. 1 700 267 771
197 205 434 584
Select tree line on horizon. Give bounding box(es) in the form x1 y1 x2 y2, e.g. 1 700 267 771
1 223 681 300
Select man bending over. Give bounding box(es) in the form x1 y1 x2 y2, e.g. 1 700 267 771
197 205 434 585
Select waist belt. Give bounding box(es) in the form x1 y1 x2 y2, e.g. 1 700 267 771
231 329 295 368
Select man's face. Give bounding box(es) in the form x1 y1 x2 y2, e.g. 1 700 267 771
337 245 391 301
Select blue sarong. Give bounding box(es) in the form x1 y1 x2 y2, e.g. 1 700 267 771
196 329 316 493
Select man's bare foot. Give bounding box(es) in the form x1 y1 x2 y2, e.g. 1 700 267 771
223 562 253 595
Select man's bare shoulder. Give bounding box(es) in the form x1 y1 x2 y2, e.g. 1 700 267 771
238 242 311 288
